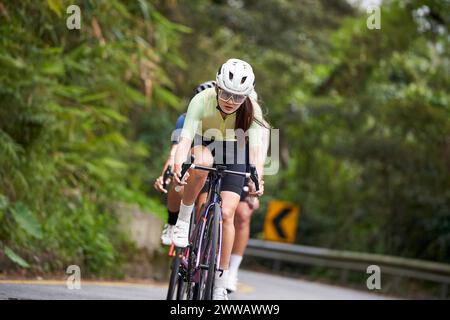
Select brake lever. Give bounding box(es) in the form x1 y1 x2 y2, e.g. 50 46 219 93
249 165 260 192
175 155 195 192
162 165 172 190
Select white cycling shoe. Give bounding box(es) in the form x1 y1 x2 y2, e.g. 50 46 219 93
212 287 229 300
172 220 190 248
160 224 174 246
226 272 238 293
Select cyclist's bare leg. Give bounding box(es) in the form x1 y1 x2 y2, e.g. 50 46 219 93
161 180 184 246
167 183 182 212
181 145 213 206
219 191 241 270
195 191 208 220
172 146 213 247
162 168 207 246
232 201 254 256
166 176 208 221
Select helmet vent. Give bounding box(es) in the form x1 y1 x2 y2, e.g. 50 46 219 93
241 76 247 84
229 72 234 81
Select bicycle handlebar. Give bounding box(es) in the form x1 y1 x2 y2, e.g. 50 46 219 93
175 155 260 193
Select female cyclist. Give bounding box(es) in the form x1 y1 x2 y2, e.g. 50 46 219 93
155 81 216 245
172 59 267 300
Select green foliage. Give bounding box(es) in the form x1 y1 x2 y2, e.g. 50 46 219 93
10 202 43 240
0 1 183 275
1 0 448 278
281 0 450 262
4 247 30 269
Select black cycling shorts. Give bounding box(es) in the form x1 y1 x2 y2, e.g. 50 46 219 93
192 135 247 197
201 177 249 202
240 178 249 202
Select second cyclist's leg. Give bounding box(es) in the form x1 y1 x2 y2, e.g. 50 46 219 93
161 183 183 245
195 191 208 220
195 175 209 220
227 201 254 291
173 145 213 247
213 190 240 300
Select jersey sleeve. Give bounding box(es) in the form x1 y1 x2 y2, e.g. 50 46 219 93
171 113 186 145
180 92 204 141
261 124 270 161
248 101 264 149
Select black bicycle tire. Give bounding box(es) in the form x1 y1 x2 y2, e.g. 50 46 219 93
190 204 213 300
187 215 204 300
203 203 220 300
166 247 181 300
176 275 186 300
194 205 213 299
191 217 207 300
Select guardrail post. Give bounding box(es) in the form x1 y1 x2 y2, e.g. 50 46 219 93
272 260 281 272
393 276 402 292
340 269 349 284
441 283 448 299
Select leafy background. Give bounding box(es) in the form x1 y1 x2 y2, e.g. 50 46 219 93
0 0 448 281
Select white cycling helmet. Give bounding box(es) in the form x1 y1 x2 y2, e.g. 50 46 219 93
216 58 255 96
249 89 258 101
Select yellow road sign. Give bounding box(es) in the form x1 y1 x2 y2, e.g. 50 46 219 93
263 200 300 243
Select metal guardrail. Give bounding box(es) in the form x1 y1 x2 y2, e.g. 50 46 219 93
245 239 450 298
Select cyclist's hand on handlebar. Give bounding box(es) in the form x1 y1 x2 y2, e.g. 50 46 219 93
246 196 260 210
248 179 264 197
173 165 190 186
154 176 170 193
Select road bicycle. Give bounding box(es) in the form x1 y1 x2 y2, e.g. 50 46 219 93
169 156 259 300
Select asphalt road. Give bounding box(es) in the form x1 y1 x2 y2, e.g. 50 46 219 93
0 269 393 300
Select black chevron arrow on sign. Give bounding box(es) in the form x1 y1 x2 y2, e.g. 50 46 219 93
272 207 292 239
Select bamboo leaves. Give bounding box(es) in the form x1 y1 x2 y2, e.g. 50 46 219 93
10 202 43 240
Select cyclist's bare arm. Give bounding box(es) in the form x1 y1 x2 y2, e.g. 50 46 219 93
173 136 193 185
154 144 178 193
165 144 178 174
248 123 270 197
248 145 265 197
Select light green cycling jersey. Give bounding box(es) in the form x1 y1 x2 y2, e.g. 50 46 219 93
180 87 264 148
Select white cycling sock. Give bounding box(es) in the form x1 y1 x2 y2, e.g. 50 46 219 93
229 254 243 274
178 201 194 223
214 270 229 289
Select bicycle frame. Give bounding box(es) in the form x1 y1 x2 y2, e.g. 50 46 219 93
172 158 259 300
193 167 225 276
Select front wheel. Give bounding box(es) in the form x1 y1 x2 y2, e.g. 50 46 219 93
203 203 220 300
166 247 181 300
